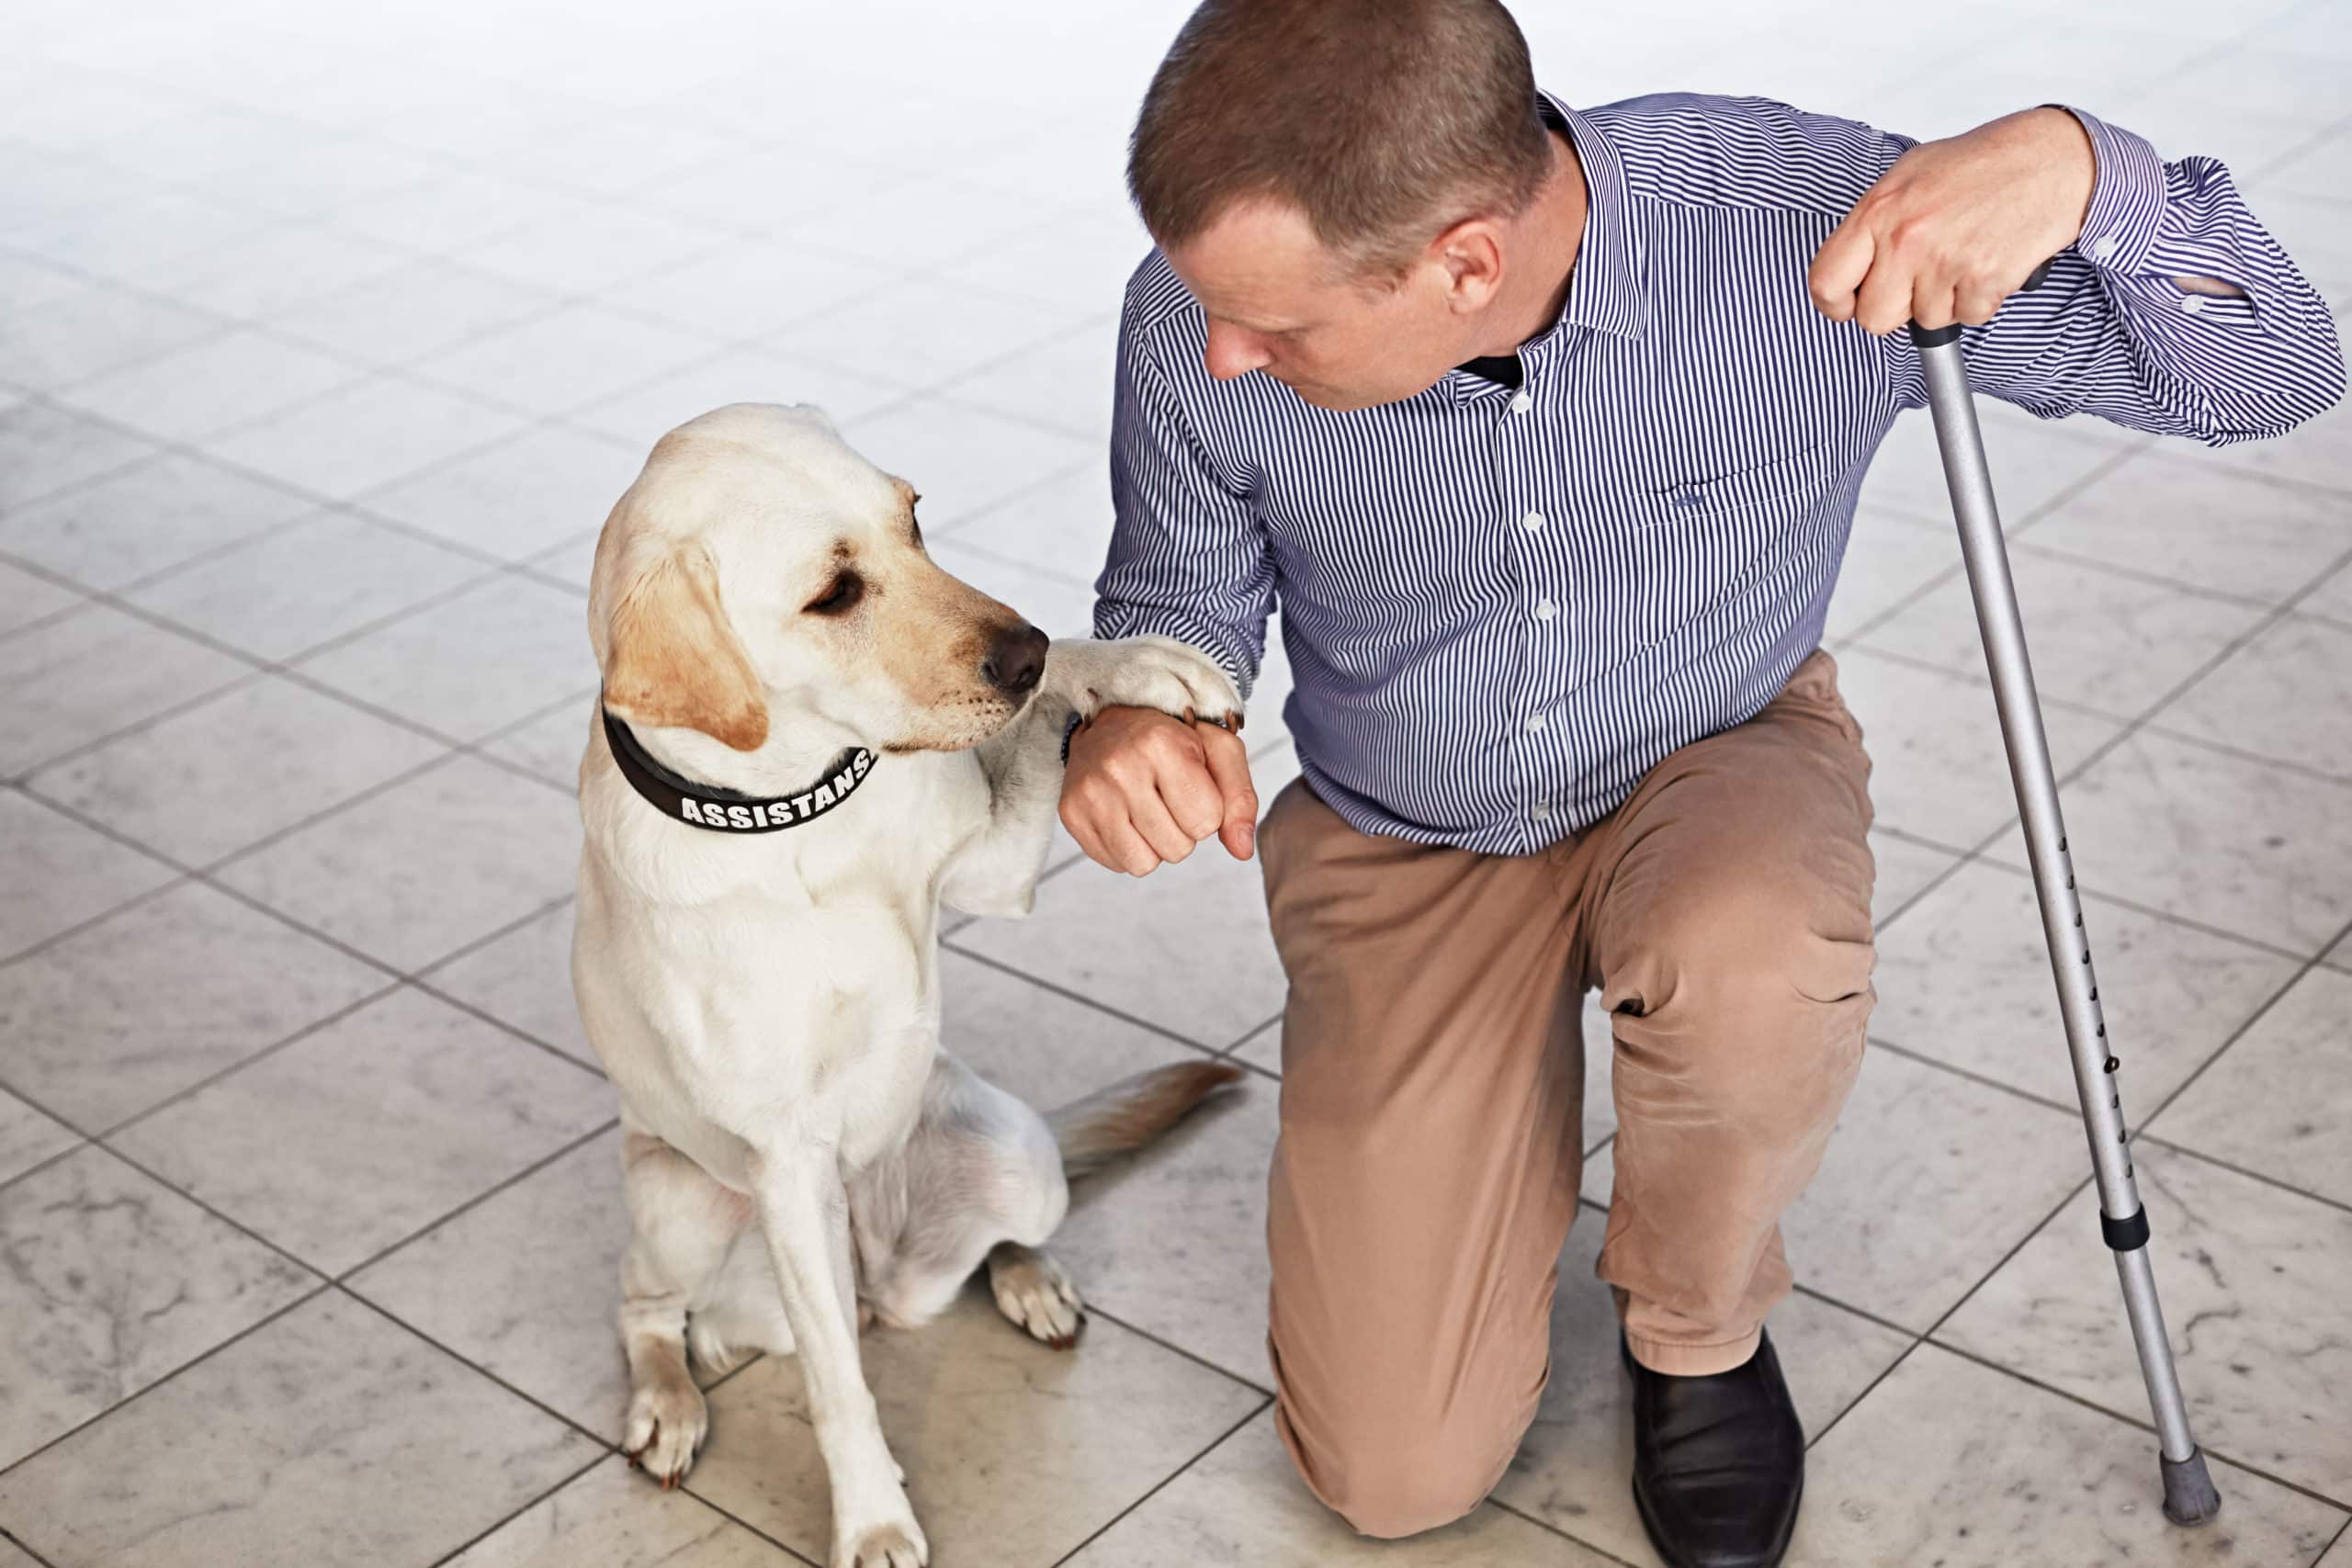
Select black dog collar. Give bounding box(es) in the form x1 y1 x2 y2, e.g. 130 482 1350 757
601 705 875 833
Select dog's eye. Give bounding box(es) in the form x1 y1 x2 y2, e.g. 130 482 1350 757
804 572 864 615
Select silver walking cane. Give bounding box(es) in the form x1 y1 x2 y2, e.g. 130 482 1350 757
1907 265 2221 1526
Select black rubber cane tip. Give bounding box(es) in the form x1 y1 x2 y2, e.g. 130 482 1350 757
2161 1447 2222 1526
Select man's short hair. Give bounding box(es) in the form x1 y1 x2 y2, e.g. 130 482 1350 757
1128 0 1553 275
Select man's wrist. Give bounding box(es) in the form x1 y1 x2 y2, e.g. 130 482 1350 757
2049 104 2166 276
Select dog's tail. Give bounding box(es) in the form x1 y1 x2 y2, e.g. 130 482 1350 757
1048 1059 1245 1179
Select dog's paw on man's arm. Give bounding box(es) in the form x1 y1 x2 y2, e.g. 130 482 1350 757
1040 633 1243 731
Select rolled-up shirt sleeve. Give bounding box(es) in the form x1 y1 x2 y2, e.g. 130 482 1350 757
1892 107 2346 444
1092 318 1277 699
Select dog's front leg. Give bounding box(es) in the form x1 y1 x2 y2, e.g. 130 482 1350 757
943 699 1069 919
750 1143 927 1568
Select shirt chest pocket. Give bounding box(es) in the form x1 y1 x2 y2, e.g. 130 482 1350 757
1616 446 1833 646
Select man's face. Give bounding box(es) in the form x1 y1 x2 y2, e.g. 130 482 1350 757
1161 197 1480 412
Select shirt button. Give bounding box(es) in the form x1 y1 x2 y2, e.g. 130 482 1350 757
2180 294 2205 315
1534 598 1556 620
1530 802 1553 821
1510 390 1533 415
1525 713 1546 733
1522 510 1545 533
2093 235 2118 263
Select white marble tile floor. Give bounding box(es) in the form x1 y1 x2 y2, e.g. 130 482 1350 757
2 1 2348 1564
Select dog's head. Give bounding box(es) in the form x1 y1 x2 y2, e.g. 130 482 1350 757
588 403 1049 756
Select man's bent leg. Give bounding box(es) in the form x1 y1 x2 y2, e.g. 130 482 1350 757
1577 649 1877 1375
1259 780 1584 1539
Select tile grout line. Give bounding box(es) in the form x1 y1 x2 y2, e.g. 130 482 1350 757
2003 529 2345 614
9 46 2342 1561
1837 638 2147 729
1799 925 2352 1474
1075 1302 1274 1400
0 1527 62 1568
4 176 1120 552
941 940 1240 1060
414 1449 617 1568
0 1135 97 1205
1487 1497 1648 1567
1216 1014 1282 1061
2125 908 2352 1137
3 185 1141 605
1864 1026 2352 1224
0 794 603 1172
1918 1335 2352 1517
0 1122 675 1554
1953 542 2352 858
329 1117 622 1286
1043 1393 1272 1568
7 732 599 1077
1835 434 2154 649
2133 712 2352 792
1796 1168 2091 1457
1862 532 2352 971
85 979 405 1144
663 1493 825 1568
1565 1181 2352 1515
0 1282 336 1487
1897 848 2321 964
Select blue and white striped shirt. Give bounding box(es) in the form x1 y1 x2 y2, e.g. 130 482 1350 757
1091 91 2345 856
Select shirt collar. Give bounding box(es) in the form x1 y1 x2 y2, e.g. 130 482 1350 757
1444 90 1646 403
1541 91 1646 343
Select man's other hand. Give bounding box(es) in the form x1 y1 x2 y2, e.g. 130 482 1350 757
1809 107 2096 336
1061 705 1258 875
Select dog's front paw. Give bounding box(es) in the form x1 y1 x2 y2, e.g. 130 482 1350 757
835 1513 929 1568
1060 635 1242 728
623 1374 708 1489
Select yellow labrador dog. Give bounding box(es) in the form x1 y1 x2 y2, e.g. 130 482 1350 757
571 404 1243 1568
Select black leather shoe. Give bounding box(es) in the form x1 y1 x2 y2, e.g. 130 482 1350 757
1625 1331 1804 1568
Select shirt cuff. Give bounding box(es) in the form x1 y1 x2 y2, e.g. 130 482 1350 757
2056 106 2166 276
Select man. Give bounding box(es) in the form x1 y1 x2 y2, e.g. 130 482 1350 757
1057 1 2343 1562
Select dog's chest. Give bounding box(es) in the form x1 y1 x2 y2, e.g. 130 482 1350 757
604 889 938 1152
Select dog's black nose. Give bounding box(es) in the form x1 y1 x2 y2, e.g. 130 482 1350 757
982 623 1049 696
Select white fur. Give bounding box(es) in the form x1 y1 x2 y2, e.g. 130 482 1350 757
571 404 1238 1568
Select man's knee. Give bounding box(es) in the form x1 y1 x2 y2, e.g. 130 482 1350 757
1273 1387 1527 1539
1620 863 1874 1033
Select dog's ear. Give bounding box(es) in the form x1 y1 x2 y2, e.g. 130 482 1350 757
602 546 769 752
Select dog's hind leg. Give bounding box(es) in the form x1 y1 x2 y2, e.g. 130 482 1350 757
985 1240 1084 1348
618 1131 749 1488
859 1052 1083 1346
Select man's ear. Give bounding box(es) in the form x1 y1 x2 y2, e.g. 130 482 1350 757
602 545 769 751
1433 217 1506 310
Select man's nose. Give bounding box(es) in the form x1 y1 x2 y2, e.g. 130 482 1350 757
1204 321 1272 380
981 622 1049 696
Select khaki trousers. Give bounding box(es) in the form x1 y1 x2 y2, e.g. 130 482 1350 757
1257 650 1877 1540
